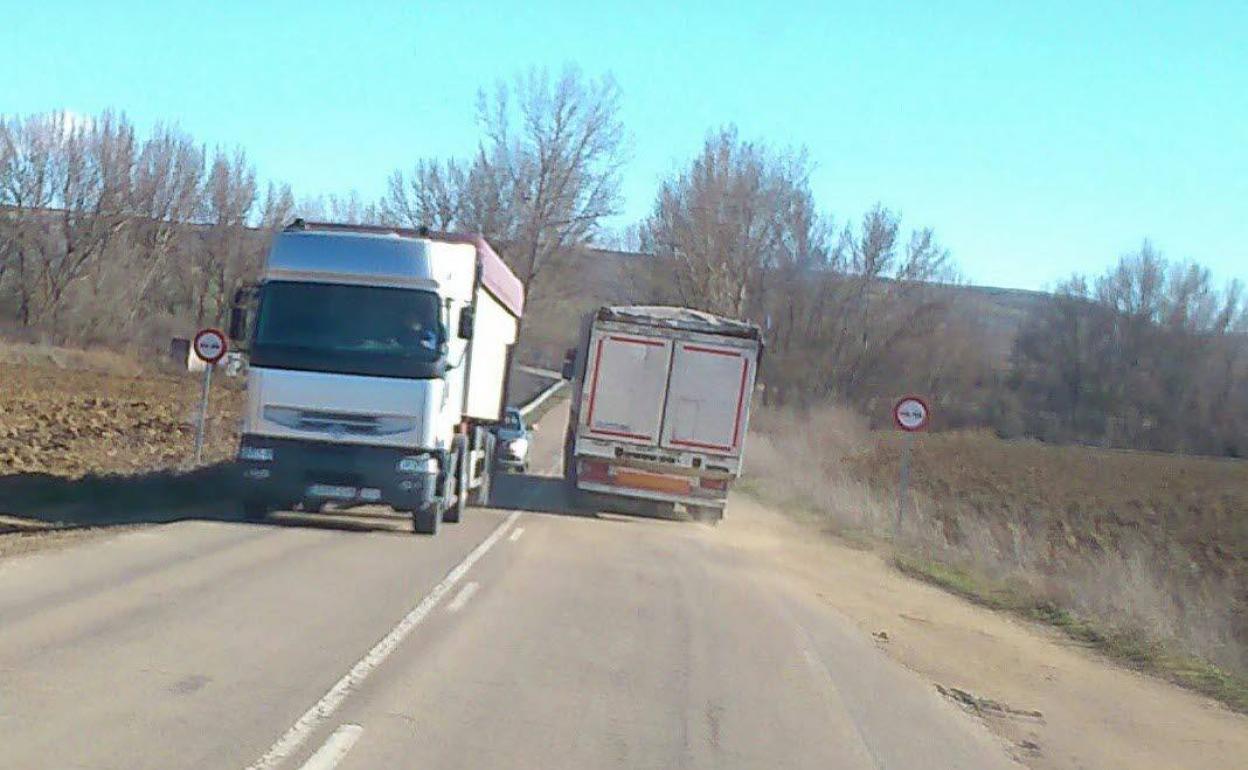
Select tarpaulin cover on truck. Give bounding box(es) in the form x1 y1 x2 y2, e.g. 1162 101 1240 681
596 306 762 340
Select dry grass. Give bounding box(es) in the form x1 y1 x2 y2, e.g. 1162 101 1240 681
745 405 1248 711
0 339 142 375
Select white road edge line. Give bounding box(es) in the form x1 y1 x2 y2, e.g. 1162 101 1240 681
508 527 525 542
297 724 364 770
446 581 479 613
244 511 522 770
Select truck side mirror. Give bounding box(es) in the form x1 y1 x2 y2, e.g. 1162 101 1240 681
229 284 257 345
457 306 475 340
561 347 577 380
229 306 248 343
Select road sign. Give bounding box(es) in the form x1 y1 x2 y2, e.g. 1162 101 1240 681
892 395 930 539
892 395 930 432
191 328 227 465
192 328 228 365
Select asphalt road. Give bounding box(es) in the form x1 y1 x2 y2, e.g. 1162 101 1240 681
0 404 1015 770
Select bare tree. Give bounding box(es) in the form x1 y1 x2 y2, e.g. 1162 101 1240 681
124 124 205 327
642 127 818 318
295 191 382 225
640 130 958 408
1010 242 1247 454
381 66 626 300
192 147 257 325
0 112 137 330
258 182 295 229
382 159 468 230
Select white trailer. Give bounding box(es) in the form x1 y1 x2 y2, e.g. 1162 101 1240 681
230 220 523 534
563 306 762 522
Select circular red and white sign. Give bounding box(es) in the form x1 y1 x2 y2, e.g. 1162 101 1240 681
893 395 930 432
192 328 228 364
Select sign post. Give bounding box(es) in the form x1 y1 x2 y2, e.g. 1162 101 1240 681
191 328 228 465
892 395 930 538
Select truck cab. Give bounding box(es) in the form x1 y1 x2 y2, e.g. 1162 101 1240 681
231 221 523 534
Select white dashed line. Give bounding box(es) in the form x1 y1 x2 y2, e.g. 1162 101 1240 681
446 581 479 613
297 724 363 770
508 527 525 542
244 511 521 770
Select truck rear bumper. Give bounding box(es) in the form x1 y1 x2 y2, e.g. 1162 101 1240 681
572 457 731 509
575 480 727 509
237 434 438 511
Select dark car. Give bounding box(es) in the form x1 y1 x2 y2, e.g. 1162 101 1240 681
493 407 532 473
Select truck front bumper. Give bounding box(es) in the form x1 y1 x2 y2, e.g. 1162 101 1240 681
237 434 438 511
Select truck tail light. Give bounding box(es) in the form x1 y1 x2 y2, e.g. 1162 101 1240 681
578 459 610 482
699 477 728 491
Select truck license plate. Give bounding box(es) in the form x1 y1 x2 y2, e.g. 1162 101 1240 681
308 484 357 500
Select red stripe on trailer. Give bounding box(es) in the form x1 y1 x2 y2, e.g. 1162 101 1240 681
731 356 750 447
591 428 656 441
668 343 750 453
683 343 742 357
608 334 666 347
585 334 664 442
670 438 733 451
584 338 606 428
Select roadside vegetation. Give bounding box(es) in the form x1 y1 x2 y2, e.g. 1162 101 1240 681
745 406 1248 712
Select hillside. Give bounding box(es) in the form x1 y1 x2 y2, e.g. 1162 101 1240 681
513 245 1050 368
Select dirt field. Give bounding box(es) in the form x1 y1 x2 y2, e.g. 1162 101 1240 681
0 358 243 478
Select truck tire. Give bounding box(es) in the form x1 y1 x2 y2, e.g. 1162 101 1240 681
443 437 468 523
412 503 441 535
240 498 272 521
643 500 677 518
469 433 494 507
688 505 723 525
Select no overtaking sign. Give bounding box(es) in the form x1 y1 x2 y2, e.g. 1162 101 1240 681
193 328 228 365
892 395 931 537
191 328 228 464
892 396 930 432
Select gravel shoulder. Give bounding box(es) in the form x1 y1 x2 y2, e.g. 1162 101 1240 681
719 495 1248 770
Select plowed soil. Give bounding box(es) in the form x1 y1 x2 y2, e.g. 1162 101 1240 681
0 362 243 478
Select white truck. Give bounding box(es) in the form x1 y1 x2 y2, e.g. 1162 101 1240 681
229 220 523 534
562 306 762 523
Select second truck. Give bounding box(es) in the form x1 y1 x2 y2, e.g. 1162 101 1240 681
563 306 763 523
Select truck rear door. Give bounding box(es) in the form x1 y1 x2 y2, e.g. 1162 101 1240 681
659 340 755 456
582 330 673 445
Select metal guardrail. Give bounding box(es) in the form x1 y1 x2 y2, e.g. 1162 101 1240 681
515 364 564 380
518 378 567 418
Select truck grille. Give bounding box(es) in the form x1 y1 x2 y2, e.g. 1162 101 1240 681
263 406 414 436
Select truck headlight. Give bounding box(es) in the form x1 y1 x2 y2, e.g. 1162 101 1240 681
397 455 436 474
239 446 274 462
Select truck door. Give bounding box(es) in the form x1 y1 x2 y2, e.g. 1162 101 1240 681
582 331 673 445
660 341 754 456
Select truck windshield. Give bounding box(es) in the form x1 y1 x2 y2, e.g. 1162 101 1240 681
250 281 446 378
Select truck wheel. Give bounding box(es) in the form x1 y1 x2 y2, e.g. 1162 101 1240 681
443 437 468 523
644 500 677 518
688 505 723 525
240 498 271 521
412 503 441 535
469 434 494 507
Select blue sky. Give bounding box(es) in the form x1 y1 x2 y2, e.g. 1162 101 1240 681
3 1 1245 291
